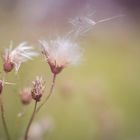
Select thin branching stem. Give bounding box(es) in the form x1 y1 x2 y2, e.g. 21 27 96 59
24 101 37 140
0 96 11 140
36 74 56 113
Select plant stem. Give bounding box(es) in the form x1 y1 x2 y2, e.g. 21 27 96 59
36 74 56 113
24 101 37 140
0 96 11 140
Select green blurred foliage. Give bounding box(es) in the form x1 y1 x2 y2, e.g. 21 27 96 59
0 17 140 140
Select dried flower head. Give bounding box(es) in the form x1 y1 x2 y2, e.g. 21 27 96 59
20 88 32 105
39 37 81 75
31 76 45 102
3 42 38 73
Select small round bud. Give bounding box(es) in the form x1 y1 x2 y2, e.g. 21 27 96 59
3 61 14 73
20 88 32 105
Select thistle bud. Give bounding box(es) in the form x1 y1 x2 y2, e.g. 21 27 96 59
31 76 45 102
20 88 32 105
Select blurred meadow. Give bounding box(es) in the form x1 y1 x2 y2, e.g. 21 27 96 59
0 0 140 140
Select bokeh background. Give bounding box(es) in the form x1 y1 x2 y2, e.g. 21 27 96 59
0 0 140 140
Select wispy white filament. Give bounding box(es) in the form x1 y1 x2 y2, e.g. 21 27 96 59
69 14 124 37
39 37 82 67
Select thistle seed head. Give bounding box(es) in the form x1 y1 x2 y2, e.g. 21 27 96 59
3 41 38 73
39 37 81 75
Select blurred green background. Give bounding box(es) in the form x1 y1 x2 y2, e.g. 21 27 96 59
0 0 140 140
